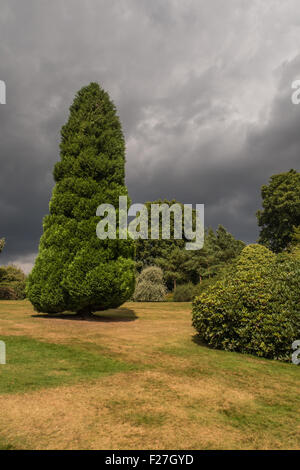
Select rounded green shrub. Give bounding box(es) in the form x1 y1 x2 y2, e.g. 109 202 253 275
27 83 135 314
173 283 196 302
0 265 26 300
0 285 18 300
133 266 167 302
192 244 300 361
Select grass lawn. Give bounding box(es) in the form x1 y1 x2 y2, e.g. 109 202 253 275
0 300 299 450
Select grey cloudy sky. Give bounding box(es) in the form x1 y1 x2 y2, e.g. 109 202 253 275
0 0 300 272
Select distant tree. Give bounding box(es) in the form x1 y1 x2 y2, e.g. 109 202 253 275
133 266 167 302
135 202 244 289
156 247 189 290
27 83 135 315
205 225 245 274
257 169 300 252
183 226 245 283
135 199 186 272
173 282 196 302
182 245 209 284
0 265 26 300
0 239 4 254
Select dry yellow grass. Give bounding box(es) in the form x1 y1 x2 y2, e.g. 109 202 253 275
0 300 299 450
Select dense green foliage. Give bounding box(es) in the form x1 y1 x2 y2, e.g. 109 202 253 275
192 244 300 361
157 247 189 290
133 266 167 302
257 169 300 252
0 240 26 300
27 83 135 314
0 265 26 300
184 225 245 282
157 226 244 289
135 199 187 271
136 211 244 289
289 225 300 259
291 225 300 244
173 283 196 302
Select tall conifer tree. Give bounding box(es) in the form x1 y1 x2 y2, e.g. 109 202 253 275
27 83 135 315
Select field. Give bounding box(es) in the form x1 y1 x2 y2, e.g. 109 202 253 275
0 300 299 450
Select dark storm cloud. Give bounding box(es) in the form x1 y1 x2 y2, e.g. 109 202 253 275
0 0 299 271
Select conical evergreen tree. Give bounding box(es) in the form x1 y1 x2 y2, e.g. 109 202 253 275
27 83 135 315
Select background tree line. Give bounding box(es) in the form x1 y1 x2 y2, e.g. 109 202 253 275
134 169 300 301
1 167 299 302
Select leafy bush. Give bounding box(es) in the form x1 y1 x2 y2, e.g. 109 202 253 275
0 265 26 300
133 266 167 302
192 244 300 361
165 292 174 302
173 266 232 302
194 274 227 297
0 286 18 300
289 226 300 260
173 283 196 302
191 264 235 299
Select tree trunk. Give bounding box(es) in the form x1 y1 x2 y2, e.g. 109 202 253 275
173 279 176 290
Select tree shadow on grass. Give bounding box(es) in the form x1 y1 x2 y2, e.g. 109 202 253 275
32 307 138 323
191 334 213 349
